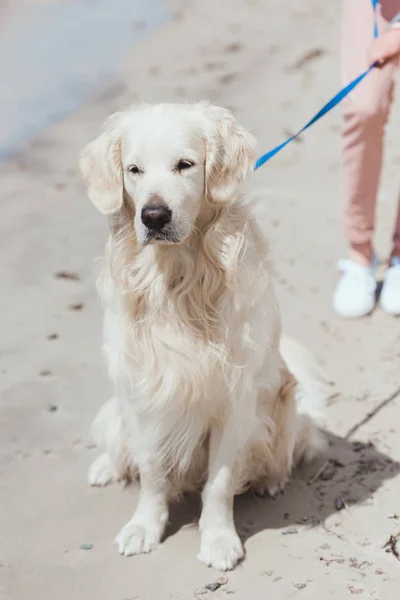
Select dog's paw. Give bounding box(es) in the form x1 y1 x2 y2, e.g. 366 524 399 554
88 453 116 487
254 476 289 499
115 519 163 556
198 528 244 571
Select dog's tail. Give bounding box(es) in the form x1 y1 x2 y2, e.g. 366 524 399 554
280 335 333 464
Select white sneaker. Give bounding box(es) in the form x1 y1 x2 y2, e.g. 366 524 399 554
380 257 400 316
333 257 377 318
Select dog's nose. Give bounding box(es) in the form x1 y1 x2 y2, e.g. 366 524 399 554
141 204 172 231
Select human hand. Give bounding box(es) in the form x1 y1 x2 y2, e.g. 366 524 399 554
370 27 400 67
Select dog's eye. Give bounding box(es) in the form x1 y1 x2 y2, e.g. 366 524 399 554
175 159 194 172
128 165 142 175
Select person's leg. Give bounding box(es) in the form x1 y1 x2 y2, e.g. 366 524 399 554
392 198 400 259
334 0 400 318
380 196 400 315
342 0 398 266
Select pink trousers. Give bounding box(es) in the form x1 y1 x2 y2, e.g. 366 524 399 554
342 0 400 264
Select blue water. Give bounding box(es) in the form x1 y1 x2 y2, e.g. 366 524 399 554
0 0 169 158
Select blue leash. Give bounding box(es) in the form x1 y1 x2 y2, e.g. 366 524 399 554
254 0 380 170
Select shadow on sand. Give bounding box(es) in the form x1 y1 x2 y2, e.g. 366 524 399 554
164 430 400 544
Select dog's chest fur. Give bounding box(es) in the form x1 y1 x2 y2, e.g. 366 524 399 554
100 204 278 419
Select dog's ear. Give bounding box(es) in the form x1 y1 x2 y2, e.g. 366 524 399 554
203 104 257 205
80 112 124 214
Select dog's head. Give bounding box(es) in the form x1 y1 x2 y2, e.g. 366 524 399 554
80 102 256 245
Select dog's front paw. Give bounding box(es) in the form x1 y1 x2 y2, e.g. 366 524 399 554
115 519 163 556
88 453 115 487
198 528 244 571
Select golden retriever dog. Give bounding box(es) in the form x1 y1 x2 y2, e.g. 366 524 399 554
80 102 326 571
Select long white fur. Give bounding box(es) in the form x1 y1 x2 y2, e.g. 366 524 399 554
80 102 327 571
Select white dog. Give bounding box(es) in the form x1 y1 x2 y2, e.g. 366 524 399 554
80 102 326 571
